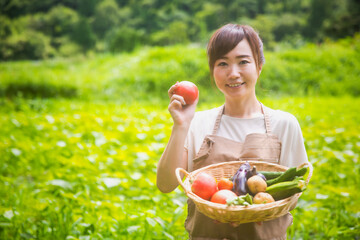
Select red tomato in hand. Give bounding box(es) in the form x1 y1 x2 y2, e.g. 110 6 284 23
210 190 237 204
191 172 218 200
174 81 199 105
218 177 234 190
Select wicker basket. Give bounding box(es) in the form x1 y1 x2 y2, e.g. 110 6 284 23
175 160 313 224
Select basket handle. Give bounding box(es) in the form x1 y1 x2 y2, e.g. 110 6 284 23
175 168 190 193
298 161 313 185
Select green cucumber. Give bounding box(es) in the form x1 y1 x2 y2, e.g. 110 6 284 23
295 167 308 177
266 179 306 201
258 171 283 180
266 167 297 186
266 166 309 186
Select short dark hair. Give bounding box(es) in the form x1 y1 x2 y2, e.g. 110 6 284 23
207 24 265 76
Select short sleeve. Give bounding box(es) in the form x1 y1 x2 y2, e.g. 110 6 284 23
277 113 308 167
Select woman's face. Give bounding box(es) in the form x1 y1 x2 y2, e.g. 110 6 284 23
213 39 261 101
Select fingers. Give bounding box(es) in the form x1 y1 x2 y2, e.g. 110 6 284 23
168 82 179 99
168 97 183 113
213 220 221 224
168 82 187 106
230 222 240 227
170 94 186 106
168 82 199 107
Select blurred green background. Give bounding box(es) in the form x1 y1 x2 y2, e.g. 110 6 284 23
0 0 360 239
1 0 359 60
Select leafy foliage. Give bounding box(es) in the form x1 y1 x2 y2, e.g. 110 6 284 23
0 30 55 60
106 26 145 53
1 0 359 59
1 38 359 99
267 97 360 239
0 98 187 239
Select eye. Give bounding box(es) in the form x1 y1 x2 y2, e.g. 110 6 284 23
217 61 228 67
239 60 249 65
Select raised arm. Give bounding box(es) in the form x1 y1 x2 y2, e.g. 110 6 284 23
156 83 198 193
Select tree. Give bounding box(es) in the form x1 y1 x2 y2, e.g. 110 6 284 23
0 15 13 38
273 13 306 41
323 0 360 39
106 26 145 52
195 3 226 32
0 30 54 60
92 0 120 39
305 0 334 40
72 17 96 52
45 5 80 38
150 21 189 46
76 0 100 17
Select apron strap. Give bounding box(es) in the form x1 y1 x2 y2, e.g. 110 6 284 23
212 105 225 135
212 103 272 135
260 103 272 134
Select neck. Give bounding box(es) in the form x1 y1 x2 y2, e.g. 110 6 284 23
223 96 262 118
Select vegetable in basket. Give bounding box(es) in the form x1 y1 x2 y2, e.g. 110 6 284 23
246 165 266 181
266 178 306 201
191 172 218 200
211 190 237 204
232 162 251 195
266 166 308 186
247 175 267 195
232 162 268 196
253 192 275 204
226 193 253 206
258 171 282 180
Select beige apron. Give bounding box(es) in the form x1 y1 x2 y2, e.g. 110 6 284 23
185 104 293 240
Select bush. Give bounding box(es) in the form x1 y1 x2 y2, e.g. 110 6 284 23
106 27 145 53
0 15 13 38
71 18 96 52
259 36 360 96
273 14 306 42
92 0 120 39
0 30 55 60
44 5 80 38
1 38 359 100
57 38 82 57
246 15 277 50
2 82 78 99
150 21 190 46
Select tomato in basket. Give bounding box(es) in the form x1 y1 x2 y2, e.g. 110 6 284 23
211 190 237 204
217 177 234 190
191 172 218 200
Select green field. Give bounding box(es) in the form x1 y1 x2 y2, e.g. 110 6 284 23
1 42 360 239
1 97 359 239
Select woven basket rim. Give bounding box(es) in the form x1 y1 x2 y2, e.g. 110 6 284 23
176 160 312 213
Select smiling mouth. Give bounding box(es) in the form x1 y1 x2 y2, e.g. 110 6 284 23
227 82 245 88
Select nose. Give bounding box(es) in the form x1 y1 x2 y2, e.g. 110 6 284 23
228 64 241 79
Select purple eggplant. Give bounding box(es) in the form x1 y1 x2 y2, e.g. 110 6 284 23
232 162 251 195
247 165 266 181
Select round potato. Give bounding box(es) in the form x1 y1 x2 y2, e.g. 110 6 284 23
247 175 267 194
253 192 275 204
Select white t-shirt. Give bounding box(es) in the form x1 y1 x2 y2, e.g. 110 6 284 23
185 105 308 171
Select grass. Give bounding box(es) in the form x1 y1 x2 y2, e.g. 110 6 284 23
1 37 359 102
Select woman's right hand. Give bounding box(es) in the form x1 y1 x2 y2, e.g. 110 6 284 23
168 82 198 128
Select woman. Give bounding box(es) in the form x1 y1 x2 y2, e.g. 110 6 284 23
157 23 308 240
